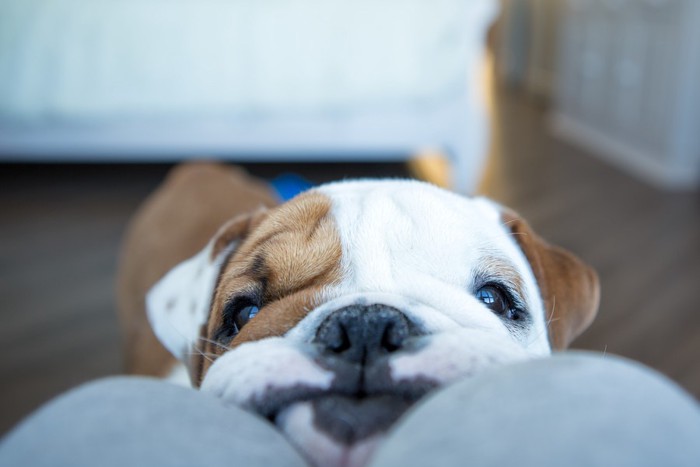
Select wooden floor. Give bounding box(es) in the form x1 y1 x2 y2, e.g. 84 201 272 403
1 88 698 435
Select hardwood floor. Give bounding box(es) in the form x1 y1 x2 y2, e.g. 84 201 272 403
1 88 698 435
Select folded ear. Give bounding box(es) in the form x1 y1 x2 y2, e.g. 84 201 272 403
146 208 268 361
502 210 600 349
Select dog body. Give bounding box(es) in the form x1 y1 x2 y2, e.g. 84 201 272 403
118 163 599 467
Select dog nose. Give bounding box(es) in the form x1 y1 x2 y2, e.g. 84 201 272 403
314 304 411 365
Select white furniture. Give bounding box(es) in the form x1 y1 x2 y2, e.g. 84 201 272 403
550 0 700 190
0 0 496 193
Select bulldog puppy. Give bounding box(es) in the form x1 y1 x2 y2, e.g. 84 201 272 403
117 162 599 467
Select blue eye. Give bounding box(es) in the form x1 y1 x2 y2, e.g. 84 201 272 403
245 306 260 320
476 287 498 305
476 284 522 321
222 297 262 336
235 305 260 329
215 298 262 344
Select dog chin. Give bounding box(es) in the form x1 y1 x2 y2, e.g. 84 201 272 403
275 398 395 467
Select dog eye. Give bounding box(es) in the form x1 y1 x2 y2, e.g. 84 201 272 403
476 284 523 321
217 297 261 343
234 304 260 329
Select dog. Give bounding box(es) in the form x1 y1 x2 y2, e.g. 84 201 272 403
117 162 600 467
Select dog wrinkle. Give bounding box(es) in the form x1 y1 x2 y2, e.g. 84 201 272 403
200 337 335 407
249 383 333 419
196 192 344 382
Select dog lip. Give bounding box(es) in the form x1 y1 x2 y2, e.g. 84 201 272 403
258 380 438 424
248 356 442 424
308 394 414 445
267 391 419 446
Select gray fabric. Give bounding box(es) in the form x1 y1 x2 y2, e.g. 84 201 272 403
0 377 307 467
1 353 699 467
372 352 700 467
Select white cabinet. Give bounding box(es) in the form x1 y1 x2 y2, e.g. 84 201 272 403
551 0 700 190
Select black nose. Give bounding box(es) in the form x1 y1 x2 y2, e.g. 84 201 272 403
314 304 412 365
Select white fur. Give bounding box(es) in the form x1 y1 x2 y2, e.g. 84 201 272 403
146 240 236 360
315 180 551 356
389 330 528 383
200 337 335 409
164 362 191 386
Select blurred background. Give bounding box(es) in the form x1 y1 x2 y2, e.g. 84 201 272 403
1 0 699 434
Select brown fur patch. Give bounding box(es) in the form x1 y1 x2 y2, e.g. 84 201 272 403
116 162 278 377
501 210 600 349
195 191 342 385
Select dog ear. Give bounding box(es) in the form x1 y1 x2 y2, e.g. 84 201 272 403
145 207 268 362
502 210 600 350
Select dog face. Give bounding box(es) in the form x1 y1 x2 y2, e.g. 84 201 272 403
147 180 599 467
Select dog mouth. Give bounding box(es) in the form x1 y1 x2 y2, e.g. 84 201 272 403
269 391 417 440
302 393 414 442
253 383 435 467
275 394 413 467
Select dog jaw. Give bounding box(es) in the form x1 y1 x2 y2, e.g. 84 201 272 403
199 334 531 467
199 294 541 467
276 402 385 467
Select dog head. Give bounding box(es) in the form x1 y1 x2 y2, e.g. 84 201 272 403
146 180 599 467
